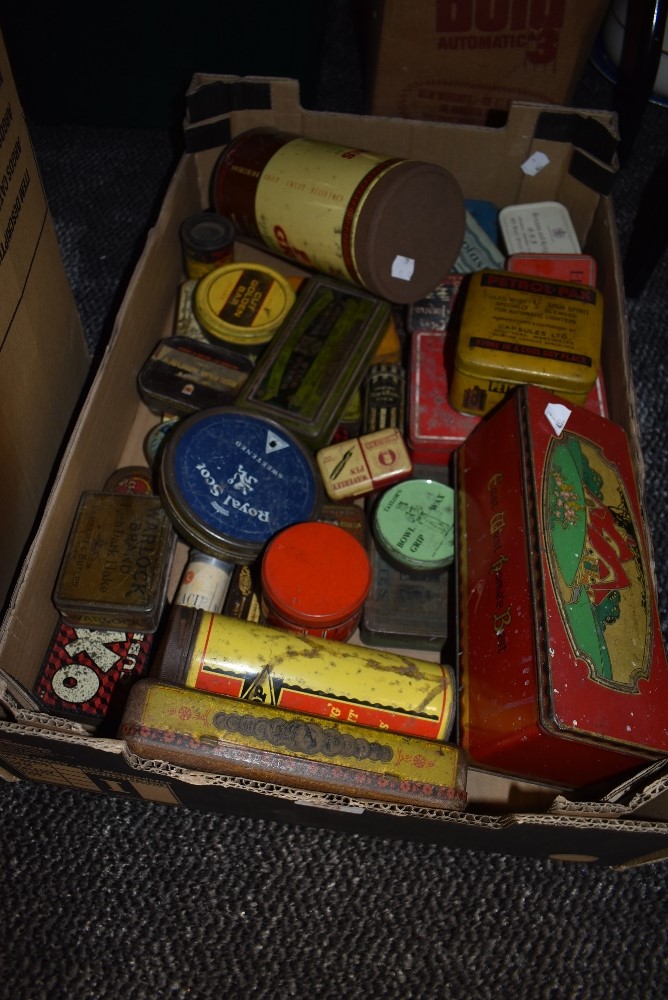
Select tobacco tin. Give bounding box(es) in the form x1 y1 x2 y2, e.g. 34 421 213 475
137 336 252 416
235 275 391 450
372 478 456 573
34 618 153 732
158 406 320 563
458 384 668 788
53 492 177 632
450 269 603 416
499 201 581 255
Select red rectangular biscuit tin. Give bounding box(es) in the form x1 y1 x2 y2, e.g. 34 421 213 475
457 384 668 789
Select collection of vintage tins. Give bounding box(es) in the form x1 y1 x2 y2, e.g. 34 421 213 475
211 127 466 304
260 521 372 641
158 406 320 563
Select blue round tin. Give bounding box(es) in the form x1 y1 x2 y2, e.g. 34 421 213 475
159 407 320 562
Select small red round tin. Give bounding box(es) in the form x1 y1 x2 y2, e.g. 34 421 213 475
260 520 371 641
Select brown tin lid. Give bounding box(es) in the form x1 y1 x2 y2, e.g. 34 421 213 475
353 160 466 304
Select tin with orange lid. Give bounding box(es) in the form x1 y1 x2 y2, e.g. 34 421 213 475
260 520 372 641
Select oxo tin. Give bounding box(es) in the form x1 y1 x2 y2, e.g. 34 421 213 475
158 406 320 563
457 384 668 789
260 521 372 641
450 269 603 416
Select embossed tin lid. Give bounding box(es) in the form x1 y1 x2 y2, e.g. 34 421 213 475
372 478 456 573
158 406 320 563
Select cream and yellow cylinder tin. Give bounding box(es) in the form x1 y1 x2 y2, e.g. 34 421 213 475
450 269 603 417
193 261 296 354
211 128 465 304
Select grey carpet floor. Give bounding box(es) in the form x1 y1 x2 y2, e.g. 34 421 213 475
1 7 668 999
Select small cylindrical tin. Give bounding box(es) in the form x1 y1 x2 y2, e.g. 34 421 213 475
103 465 154 495
158 406 320 564
260 521 371 641
211 128 465 304
372 478 456 574
180 212 235 279
193 261 296 355
173 549 234 614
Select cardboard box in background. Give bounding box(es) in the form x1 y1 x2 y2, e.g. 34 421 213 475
0 31 89 610
364 0 610 125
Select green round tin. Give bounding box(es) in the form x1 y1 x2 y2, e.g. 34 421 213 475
372 478 455 573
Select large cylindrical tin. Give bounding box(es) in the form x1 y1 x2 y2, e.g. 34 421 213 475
154 605 456 741
211 128 465 304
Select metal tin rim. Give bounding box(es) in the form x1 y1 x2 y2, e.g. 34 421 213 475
372 479 455 572
193 262 295 341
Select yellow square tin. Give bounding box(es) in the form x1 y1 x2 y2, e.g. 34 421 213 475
449 269 603 417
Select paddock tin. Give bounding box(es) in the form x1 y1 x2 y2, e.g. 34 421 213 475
457 384 668 789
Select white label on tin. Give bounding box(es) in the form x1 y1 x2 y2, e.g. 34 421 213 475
391 255 415 281
521 151 550 177
545 402 572 436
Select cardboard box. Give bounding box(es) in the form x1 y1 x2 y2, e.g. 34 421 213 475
0 31 90 610
364 0 609 126
2 73 668 868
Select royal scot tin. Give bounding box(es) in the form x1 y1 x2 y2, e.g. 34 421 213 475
236 275 391 451
458 384 668 788
154 605 456 741
120 679 467 811
158 406 320 563
450 269 603 416
53 492 177 632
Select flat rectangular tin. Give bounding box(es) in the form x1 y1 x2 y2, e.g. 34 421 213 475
137 336 252 415
53 492 177 632
458 384 668 788
235 275 391 450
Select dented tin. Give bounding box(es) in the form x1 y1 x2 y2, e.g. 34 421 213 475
458 384 668 788
120 678 467 811
154 605 457 741
450 269 603 416
53 492 177 632
236 275 391 451
158 406 320 563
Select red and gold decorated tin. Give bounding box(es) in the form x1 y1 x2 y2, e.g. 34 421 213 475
457 384 668 788
211 127 465 304
260 521 371 641
154 606 456 741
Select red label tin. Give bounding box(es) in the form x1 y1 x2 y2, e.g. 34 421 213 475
260 521 371 641
457 384 668 788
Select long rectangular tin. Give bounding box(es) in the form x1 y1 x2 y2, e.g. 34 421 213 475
235 275 391 450
457 384 668 788
120 679 468 811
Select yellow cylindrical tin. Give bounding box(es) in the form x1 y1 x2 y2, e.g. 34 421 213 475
154 605 456 741
193 261 296 353
450 269 603 417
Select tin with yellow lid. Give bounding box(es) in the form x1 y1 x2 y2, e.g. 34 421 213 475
449 269 603 417
193 261 296 355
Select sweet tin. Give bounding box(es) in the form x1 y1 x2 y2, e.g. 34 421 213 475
158 406 320 563
457 384 668 789
235 275 391 451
